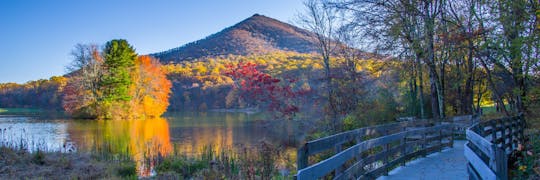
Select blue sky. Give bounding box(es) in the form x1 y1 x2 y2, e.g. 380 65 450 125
0 0 304 83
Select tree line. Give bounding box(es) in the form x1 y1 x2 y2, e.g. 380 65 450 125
0 39 172 119
298 0 539 128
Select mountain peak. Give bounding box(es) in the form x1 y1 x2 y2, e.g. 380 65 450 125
151 14 319 62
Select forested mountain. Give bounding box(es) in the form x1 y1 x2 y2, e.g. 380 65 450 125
0 14 398 121
151 14 320 62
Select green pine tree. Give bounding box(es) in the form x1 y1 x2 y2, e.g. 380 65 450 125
100 39 137 102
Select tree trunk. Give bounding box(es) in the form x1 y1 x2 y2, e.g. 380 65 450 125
416 56 426 119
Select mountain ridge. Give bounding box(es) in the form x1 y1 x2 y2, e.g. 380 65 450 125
151 14 320 63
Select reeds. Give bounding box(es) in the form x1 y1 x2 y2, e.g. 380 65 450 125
1 128 295 179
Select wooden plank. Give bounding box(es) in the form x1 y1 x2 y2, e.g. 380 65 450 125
466 129 494 162
464 143 497 180
451 115 472 123
468 163 482 180
396 116 415 122
304 129 362 156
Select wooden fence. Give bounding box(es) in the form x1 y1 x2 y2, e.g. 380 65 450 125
465 114 526 180
295 116 469 179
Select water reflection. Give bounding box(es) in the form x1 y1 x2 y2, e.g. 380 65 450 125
0 116 69 152
165 111 298 155
69 118 172 176
0 112 304 177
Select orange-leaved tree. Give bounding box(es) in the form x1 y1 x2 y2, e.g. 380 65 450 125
130 55 172 118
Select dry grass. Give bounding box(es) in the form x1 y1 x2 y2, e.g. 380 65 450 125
0 147 112 179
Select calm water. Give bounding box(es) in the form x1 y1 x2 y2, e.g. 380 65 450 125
0 111 306 176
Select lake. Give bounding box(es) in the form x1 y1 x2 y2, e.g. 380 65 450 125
0 111 308 176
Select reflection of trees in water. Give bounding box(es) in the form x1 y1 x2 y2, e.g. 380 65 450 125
129 118 172 176
168 113 303 155
68 118 172 177
66 112 308 176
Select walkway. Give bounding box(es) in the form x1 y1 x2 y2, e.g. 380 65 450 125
378 140 468 180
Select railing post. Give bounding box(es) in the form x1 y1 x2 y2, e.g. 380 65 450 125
335 144 343 177
401 124 406 166
297 145 308 172
500 118 506 153
494 146 508 180
518 114 525 142
508 118 513 150
438 127 443 152
355 134 364 178
490 120 497 147
450 123 455 148
383 129 390 176
422 129 427 157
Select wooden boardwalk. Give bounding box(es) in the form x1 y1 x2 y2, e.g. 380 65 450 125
295 114 525 180
295 115 477 180
377 140 468 180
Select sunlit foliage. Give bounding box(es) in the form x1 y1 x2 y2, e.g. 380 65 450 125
62 40 171 119
224 62 301 118
130 56 172 118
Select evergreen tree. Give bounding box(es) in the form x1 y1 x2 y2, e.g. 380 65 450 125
101 39 137 102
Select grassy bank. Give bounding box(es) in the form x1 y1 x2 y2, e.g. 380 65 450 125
0 146 133 179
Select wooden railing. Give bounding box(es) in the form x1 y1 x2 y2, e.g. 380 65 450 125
465 114 526 180
448 114 480 137
296 118 458 179
296 119 431 170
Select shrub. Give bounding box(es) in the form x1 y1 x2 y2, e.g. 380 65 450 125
116 162 137 178
32 149 46 165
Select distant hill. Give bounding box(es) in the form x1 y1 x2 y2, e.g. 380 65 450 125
151 14 320 63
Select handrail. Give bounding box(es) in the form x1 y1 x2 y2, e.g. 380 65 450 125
296 120 455 179
296 118 433 170
465 114 526 180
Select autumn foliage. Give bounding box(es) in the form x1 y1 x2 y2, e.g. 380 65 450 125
130 56 172 118
224 62 301 118
62 41 171 119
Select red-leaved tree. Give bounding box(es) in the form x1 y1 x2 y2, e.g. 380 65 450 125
224 62 304 118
